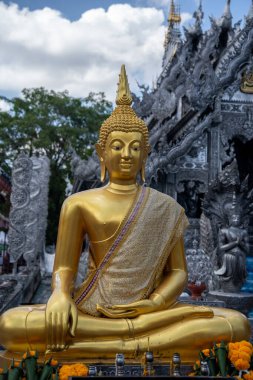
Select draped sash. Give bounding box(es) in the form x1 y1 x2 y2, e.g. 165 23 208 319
74 187 188 316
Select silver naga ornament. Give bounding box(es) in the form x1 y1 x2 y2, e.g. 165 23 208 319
8 152 33 262
8 153 50 267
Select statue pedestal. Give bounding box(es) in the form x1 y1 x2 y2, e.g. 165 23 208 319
0 350 195 374
207 291 253 317
179 296 226 308
0 352 240 378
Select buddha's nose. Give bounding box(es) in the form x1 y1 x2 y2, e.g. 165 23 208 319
122 145 132 159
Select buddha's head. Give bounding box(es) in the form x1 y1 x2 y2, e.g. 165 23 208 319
230 213 241 227
96 65 151 183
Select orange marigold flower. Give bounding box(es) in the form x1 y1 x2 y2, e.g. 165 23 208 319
202 349 210 357
234 359 250 371
61 365 71 371
22 350 36 360
59 363 88 380
231 343 241 350
77 364 88 376
239 341 253 349
243 370 253 380
0 369 3 374
239 347 253 355
238 352 251 362
74 364 83 369
229 343 236 350
72 363 88 376
50 359 58 366
59 366 70 380
228 349 237 357
59 365 71 377
230 353 240 363
193 360 201 370
59 373 68 380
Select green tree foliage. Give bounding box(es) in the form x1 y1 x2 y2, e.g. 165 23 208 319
0 88 112 244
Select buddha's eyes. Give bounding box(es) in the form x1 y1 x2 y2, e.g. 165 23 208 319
113 146 121 150
132 145 140 151
131 143 141 151
110 141 141 152
111 142 122 150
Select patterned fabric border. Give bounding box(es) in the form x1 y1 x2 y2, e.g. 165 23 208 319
75 186 147 306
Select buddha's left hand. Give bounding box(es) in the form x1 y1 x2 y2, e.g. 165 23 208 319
97 298 163 318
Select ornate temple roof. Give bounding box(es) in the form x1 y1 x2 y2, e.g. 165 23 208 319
132 0 253 182
71 1 253 190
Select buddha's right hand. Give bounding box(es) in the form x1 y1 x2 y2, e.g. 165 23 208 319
45 290 78 351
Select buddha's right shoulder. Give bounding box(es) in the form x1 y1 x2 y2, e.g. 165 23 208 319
62 188 105 208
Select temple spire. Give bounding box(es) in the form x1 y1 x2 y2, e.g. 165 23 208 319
224 0 232 18
168 0 181 26
247 0 253 20
198 0 204 20
193 0 204 30
220 0 232 28
163 0 181 67
198 0 203 16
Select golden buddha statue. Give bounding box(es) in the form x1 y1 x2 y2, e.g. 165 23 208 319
0 65 250 363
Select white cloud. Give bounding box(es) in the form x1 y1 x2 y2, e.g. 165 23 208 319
0 98 11 112
0 2 166 101
181 12 194 25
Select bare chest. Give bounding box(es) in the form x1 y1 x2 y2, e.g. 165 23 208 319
84 193 135 244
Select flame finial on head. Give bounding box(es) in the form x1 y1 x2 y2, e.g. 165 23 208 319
116 65 132 106
97 64 150 154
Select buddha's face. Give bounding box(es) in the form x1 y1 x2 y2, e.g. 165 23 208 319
103 131 146 182
231 214 241 227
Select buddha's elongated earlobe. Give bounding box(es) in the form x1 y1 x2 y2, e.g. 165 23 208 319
100 157 107 183
95 143 107 182
141 163 146 183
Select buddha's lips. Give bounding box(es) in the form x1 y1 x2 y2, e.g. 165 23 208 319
119 161 133 166
120 161 132 168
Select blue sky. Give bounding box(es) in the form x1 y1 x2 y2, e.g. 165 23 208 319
0 0 252 104
1 0 252 23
